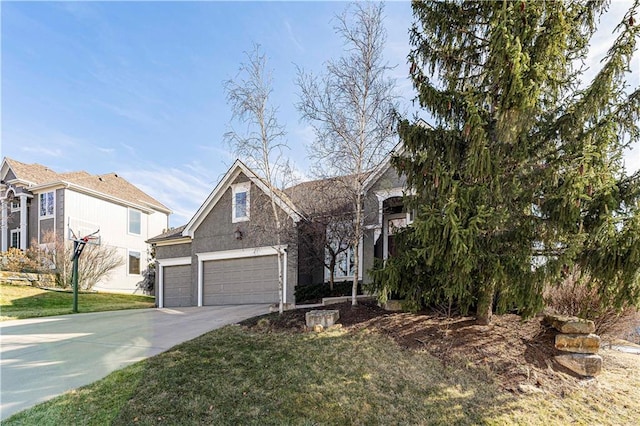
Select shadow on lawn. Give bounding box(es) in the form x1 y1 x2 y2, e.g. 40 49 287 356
102 325 521 426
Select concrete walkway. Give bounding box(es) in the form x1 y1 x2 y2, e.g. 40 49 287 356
0 305 268 420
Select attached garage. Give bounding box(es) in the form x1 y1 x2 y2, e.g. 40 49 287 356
162 265 192 307
202 255 279 305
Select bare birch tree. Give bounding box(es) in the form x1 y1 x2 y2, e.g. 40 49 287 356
292 177 356 291
224 44 292 314
297 2 398 305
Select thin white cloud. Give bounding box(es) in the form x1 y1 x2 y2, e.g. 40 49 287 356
119 163 218 226
120 143 137 158
284 19 305 54
21 146 63 158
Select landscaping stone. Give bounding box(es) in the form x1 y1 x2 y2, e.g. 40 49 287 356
0 271 56 287
382 300 403 312
544 314 596 334
555 353 603 376
313 324 324 332
555 333 600 354
305 310 340 328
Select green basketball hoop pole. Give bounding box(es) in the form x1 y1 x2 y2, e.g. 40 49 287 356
70 229 98 314
72 240 80 313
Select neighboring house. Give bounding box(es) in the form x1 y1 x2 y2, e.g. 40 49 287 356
149 147 409 308
0 157 171 293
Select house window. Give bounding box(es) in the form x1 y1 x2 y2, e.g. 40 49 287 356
10 200 20 212
10 229 20 248
39 191 55 217
327 246 355 279
128 209 141 235
128 250 141 275
232 182 250 223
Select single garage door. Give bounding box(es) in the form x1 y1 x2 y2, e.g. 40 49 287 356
163 265 193 307
203 255 279 305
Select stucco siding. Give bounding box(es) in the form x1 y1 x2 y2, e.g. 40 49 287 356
156 242 192 259
193 175 288 253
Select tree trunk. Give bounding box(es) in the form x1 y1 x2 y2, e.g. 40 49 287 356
352 192 362 306
276 248 284 315
329 258 335 292
476 281 495 325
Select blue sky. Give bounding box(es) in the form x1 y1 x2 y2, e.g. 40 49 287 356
2 1 638 227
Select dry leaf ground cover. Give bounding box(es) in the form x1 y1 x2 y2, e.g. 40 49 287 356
5 301 640 425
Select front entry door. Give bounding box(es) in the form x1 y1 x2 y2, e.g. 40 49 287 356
384 214 407 259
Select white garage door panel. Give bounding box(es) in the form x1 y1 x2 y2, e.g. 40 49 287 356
203 256 279 305
163 265 192 307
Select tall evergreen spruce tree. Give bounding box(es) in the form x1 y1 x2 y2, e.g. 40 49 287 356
373 0 640 324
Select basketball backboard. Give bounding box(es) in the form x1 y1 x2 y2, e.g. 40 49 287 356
67 216 101 245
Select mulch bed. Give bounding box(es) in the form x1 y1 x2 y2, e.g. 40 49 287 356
241 300 588 396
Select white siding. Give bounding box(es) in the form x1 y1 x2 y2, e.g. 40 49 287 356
64 189 168 294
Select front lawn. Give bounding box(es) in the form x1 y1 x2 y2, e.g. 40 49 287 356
0 284 155 320
4 304 639 425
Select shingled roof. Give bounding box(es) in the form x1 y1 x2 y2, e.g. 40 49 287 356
147 225 187 243
3 157 170 213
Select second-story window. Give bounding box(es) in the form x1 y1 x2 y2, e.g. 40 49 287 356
232 182 250 223
39 191 54 217
129 209 142 235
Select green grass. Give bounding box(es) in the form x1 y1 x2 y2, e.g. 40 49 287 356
5 325 638 425
0 283 155 320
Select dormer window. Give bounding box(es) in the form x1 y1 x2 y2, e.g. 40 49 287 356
232 182 250 223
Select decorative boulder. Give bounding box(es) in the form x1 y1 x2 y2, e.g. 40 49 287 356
382 300 403 312
305 310 340 329
555 354 603 376
544 314 596 334
555 333 600 354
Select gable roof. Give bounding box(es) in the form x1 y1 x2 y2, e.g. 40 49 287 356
361 141 404 193
182 159 304 238
1 157 171 214
284 174 360 217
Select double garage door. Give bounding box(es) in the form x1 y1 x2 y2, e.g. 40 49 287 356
162 255 279 307
203 256 279 305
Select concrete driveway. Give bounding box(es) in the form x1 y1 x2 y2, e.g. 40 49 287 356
0 305 268 420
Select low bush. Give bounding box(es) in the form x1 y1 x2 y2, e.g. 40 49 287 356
545 269 639 339
0 248 45 273
295 280 363 303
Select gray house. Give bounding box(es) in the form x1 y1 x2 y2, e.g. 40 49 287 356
149 151 408 308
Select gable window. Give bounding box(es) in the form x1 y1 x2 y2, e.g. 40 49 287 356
128 250 141 275
10 229 20 249
39 191 54 217
232 182 250 223
128 209 142 235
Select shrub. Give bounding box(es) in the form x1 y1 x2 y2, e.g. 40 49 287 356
0 247 45 273
295 280 363 303
545 268 639 338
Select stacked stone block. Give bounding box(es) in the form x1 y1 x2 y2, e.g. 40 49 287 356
545 314 602 377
